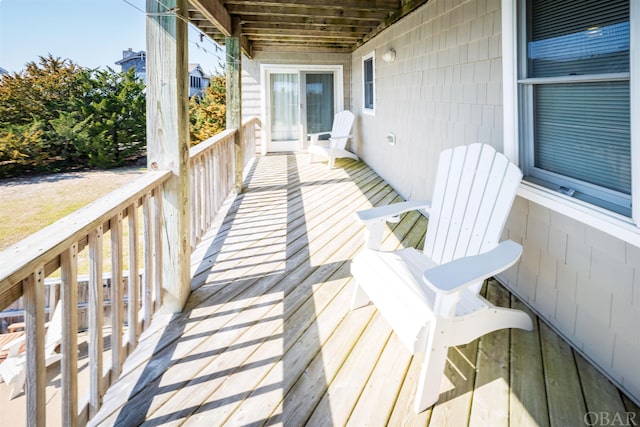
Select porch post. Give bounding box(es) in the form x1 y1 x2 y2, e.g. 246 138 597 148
226 19 243 193
146 0 191 312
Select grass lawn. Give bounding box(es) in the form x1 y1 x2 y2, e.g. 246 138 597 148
0 166 147 252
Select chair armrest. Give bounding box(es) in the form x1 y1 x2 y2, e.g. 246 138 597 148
2 333 25 358
308 132 331 145
328 134 352 140
355 200 432 224
308 131 331 138
423 240 522 295
7 322 25 333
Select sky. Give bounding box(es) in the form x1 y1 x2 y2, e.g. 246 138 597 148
0 0 224 75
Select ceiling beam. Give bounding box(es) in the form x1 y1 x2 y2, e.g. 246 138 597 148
251 43 352 53
225 4 391 21
239 14 381 28
188 0 232 36
223 0 400 11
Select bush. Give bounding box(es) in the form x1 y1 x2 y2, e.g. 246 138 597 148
0 56 147 177
189 73 226 145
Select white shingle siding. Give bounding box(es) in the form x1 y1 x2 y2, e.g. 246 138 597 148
347 0 640 405
501 197 640 403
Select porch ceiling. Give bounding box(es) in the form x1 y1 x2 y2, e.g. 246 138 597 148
187 0 429 57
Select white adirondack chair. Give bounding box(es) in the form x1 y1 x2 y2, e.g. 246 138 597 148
308 110 358 169
0 301 63 399
350 143 533 413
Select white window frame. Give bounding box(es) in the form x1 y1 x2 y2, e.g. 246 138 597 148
502 0 640 247
362 51 375 115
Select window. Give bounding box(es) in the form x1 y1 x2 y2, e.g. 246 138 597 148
517 0 631 216
363 51 375 113
190 76 202 89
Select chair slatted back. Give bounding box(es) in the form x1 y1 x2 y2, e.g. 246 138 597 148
330 110 355 150
45 300 62 351
423 144 522 292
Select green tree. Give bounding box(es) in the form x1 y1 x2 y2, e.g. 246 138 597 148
0 57 146 175
0 121 46 177
189 73 226 145
0 55 86 128
0 55 88 172
79 68 146 167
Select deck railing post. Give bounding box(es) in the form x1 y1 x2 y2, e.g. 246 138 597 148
146 0 191 313
226 17 243 194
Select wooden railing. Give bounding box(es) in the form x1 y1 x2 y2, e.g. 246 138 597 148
242 116 259 170
0 119 259 426
0 171 170 425
189 117 261 249
189 129 235 250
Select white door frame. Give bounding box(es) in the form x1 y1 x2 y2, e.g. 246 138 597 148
260 64 344 154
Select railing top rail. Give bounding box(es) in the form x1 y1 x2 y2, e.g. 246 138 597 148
188 118 261 159
0 170 171 308
242 117 261 128
189 128 237 159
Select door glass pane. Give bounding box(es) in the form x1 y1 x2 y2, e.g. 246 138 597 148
306 73 334 137
270 73 299 141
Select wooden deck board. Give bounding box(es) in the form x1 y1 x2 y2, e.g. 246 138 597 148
87 153 637 427
540 321 587 427
468 282 511 427
509 297 550 427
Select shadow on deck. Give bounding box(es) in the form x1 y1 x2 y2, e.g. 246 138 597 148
87 153 640 427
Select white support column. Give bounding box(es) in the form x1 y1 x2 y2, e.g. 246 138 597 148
146 0 191 312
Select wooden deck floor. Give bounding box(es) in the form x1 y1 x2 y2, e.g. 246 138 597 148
89 153 640 427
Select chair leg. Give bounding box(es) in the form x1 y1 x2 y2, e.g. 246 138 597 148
414 321 449 413
328 156 336 169
8 368 25 399
350 282 370 310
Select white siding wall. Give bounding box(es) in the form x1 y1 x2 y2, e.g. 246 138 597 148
352 0 503 201
501 198 640 402
349 0 640 404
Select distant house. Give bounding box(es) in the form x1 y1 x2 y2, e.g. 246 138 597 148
188 63 210 97
115 48 146 82
115 49 210 97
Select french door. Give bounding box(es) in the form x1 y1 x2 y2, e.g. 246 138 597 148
263 65 343 153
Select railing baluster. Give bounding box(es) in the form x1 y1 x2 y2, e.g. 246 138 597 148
194 157 201 244
127 203 139 348
60 244 78 426
206 151 213 227
190 163 196 249
110 212 123 380
142 193 152 327
24 266 46 427
88 226 104 417
152 186 163 313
